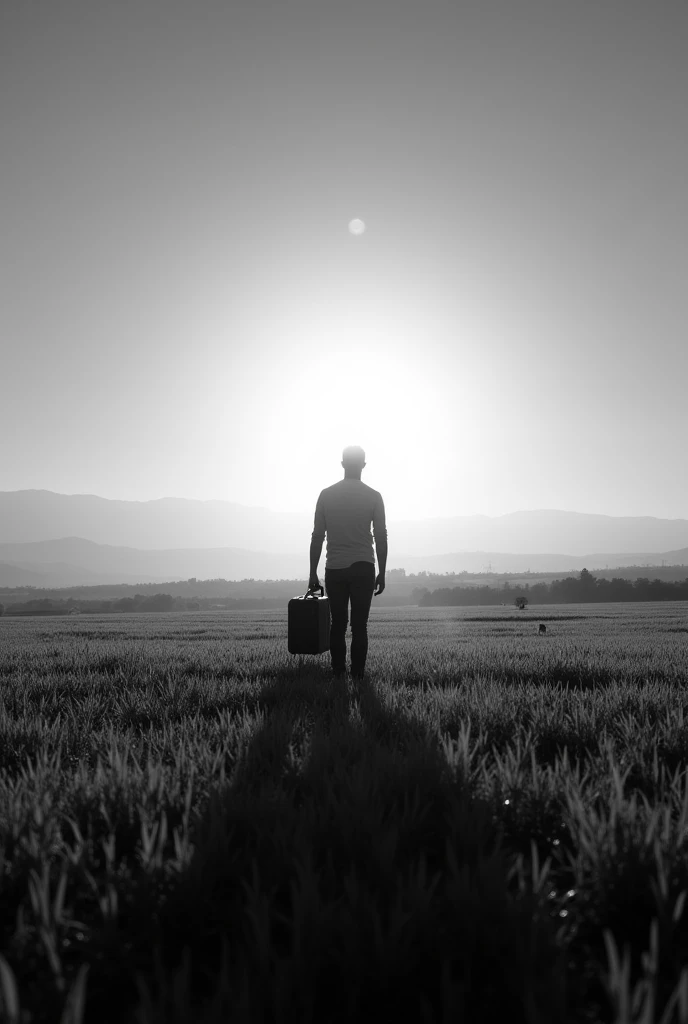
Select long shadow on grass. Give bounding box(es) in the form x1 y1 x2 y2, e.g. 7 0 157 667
126 662 569 1024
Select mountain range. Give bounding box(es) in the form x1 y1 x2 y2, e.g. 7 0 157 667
0 490 687 587
0 538 306 587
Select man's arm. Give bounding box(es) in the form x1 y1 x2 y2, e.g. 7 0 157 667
309 494 325 590
372 495 387 595
309 535 324 588
374 537 388 595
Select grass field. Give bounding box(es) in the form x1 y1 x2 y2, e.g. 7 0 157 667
2 603 688 1023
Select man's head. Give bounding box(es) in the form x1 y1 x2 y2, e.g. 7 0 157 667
342 445 366 474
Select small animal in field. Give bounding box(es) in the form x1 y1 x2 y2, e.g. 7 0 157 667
538 623 547 635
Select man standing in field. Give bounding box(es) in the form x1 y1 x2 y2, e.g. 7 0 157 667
309 446 387 680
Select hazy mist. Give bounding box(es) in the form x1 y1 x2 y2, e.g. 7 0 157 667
1 490 688 588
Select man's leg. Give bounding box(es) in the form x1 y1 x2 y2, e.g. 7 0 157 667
324 569 349 676
348 562 376 678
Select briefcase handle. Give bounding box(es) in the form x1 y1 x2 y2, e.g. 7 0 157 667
304 586 324 599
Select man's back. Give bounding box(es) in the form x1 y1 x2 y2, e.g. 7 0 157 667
313 478 386 570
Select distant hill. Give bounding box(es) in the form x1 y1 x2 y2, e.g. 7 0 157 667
2 490 688 557
0 557 168 588
0 536 687 589
0 562 50 587
396 548 688 575
0 538 306 587
0 490 311 552
0 491 687 587
390 510 688 558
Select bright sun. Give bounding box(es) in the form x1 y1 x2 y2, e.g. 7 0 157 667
281 336 452 465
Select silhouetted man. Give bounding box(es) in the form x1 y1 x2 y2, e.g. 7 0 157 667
309 446 387 679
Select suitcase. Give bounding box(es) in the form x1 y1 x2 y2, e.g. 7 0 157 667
288 586 331 655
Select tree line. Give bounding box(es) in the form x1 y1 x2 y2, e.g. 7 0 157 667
3 569 688 616
417 569 688 607
0 594 287 616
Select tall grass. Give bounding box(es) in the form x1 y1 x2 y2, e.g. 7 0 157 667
1 604 688 1022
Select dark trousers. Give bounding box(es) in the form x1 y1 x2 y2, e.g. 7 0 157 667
324 561 376 677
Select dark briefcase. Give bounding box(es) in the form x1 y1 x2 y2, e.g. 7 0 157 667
288 586 331 655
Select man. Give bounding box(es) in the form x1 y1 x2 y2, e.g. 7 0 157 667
309 445 387 680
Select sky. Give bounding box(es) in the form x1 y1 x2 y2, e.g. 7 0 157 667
2 0 687 522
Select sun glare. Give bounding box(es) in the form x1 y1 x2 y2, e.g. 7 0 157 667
229 250 499 518
257 332 480 518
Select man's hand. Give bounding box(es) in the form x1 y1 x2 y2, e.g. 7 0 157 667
374 573 385 596
308 574 321 593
